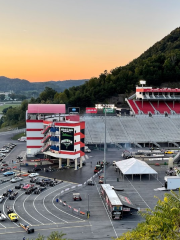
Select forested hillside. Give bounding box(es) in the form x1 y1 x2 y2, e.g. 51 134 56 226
0 77 88 95
32 27 180 108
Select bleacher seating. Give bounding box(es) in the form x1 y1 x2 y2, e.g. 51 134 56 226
166 102 180 113
135 101 155 114
127 100 139 114
82 116 180 145
151 102 171 114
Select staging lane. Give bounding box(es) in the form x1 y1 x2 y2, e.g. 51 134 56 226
0 172 89 237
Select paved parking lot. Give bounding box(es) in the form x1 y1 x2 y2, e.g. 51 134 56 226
0 133 170 239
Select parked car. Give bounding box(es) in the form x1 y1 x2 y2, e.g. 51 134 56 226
35 178 44 185
0 212 6 221
22 184 34 190
10 177 23 183
9 192 18 200
0 196 5 203
34 187 46 194
0 179 10 184
3 171 15 176
25 186 37 194
29 173 39 178
15 183 24 189
30 177 39 183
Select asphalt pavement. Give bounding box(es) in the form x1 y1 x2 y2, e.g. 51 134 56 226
0 133 169 240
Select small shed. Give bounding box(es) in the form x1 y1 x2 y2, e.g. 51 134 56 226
115 158 158 180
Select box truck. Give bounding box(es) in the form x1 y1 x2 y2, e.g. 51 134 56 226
164 176 180 190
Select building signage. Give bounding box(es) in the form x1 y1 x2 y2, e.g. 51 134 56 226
86 107 97 114
103 108 115 113
68 107 80 114
60 127 74 151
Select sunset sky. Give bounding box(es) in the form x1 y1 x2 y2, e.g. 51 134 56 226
1 0 180 82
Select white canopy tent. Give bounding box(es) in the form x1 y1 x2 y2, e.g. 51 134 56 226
115 158 158 181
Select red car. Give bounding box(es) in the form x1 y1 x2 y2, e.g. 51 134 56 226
22 184 34 190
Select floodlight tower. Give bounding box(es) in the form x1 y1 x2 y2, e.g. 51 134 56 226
139 80 146 108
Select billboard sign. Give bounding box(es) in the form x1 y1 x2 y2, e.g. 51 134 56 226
103 108 115 113
86 107 97 114
68 107 80 114
60 127 74 151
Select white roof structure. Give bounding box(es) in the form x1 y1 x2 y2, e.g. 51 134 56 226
115 158 157 175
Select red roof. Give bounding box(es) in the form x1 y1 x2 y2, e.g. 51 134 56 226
28 104 66 114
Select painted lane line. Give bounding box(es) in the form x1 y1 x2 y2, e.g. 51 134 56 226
33 189 57 224
52 193 85 221
23 193 44 225
126 177 151 209
42 184 72 223
95 182 118 239
33 183 72 224
13 192 31 226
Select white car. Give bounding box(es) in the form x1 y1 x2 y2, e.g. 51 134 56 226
0 196 5 203
0 212 6 221
29 173 39 178
0 149 9 153
10 177 23 183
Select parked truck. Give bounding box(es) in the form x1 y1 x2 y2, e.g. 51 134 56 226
164 176 180 190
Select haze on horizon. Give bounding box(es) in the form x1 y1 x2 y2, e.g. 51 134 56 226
1 0 180 82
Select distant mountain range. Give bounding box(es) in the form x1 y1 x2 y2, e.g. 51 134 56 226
0 76 88 94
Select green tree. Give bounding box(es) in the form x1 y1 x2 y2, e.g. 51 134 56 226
116 190 180 240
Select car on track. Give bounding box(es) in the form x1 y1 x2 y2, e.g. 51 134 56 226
22 184 34 190
10 177 23 183
34 187 46 194
0 212 6 221
8 212 19 222
0 196 5 203
112 161 116 166
3 171 15 176
29 173 39 178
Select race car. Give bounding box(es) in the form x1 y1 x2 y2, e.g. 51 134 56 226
8 212 19 222
19 223 34 234
0 212 6 221
29 173 39 178
22 184 34 190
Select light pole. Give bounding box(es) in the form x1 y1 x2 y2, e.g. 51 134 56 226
103 104 107 184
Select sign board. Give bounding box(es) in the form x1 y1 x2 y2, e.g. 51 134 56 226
60 127 74 151
95 104 115 109
103 108 115 113
86 107 97 114
68 107 80 114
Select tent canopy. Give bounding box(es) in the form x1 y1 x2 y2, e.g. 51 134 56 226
115 158 157 175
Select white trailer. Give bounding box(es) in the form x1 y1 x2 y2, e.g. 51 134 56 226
164 176 180 190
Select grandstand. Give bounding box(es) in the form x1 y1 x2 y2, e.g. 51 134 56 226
82 86 180 148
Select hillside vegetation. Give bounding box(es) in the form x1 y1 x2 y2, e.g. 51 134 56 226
37 27 180 107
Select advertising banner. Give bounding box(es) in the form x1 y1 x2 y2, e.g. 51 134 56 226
60 127 74 151
68 107 80 114
86 107 97 114
103 108 115 113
